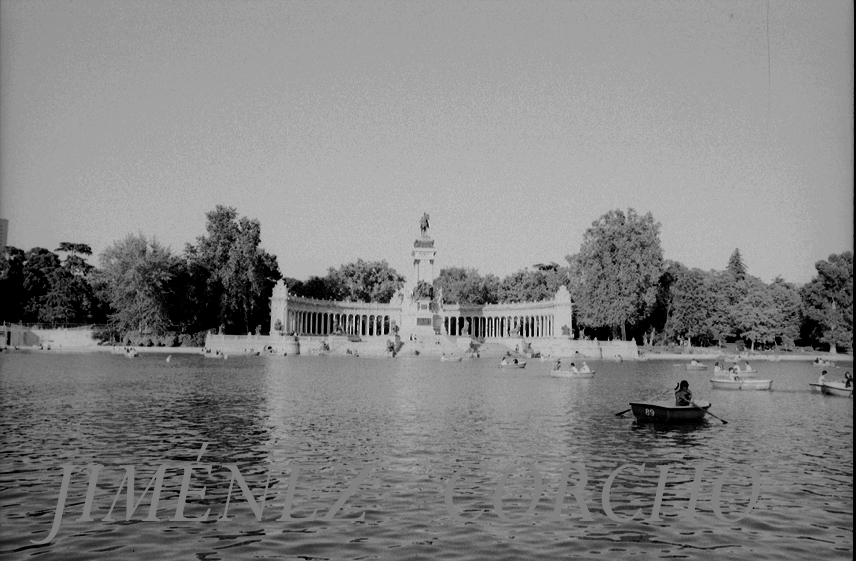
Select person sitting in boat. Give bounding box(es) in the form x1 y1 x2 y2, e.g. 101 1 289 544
580 362 591 373
743 361 752 371
674 380 693 406
500 357 508 366
728 369 741 381
690 359 701 366
554 359 562 370
512 358 518 364
569 362 579 374
818 370 827 384
843 372 852 388
713 362 723 373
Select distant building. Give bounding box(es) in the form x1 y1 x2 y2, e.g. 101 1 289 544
0 218 7 253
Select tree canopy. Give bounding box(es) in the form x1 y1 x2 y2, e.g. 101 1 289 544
801 252 853 351
575 208 664 340
187 206 281 333
326 259 404 303
727 248 746 281
98 234 175 335
434 267 499 305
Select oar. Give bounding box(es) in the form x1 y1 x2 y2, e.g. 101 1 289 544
692 401 728 424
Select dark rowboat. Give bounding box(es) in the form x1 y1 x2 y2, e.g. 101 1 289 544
629 400 711 423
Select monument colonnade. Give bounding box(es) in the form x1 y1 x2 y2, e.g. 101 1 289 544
271 283 568 340
282 297 397 338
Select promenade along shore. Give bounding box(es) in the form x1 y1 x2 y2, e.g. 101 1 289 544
1 324 850 363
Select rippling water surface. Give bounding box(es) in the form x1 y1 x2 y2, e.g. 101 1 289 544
1 352 852 560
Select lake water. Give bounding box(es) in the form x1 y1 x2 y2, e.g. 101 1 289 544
0 352 852 560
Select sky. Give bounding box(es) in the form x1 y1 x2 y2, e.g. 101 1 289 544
1 0 852 286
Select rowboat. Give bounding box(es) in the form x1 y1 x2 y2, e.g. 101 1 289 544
629 401 711 423
499 360 527 369
685 363 708 371
809 382 852 397
710 378 772 390
550 370 595 379
713 369 759 377
812 360 836 367
441 356 463 362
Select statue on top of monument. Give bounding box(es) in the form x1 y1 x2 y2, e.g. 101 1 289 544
420 212 430 238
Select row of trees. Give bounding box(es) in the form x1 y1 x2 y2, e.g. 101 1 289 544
0 206 851 351
0 206 280 343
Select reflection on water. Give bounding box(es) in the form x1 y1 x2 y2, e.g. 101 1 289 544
0 353 852 560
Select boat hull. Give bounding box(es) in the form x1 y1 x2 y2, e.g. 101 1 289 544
710 378 772 390
629 401 711 423
713 369 759 378
810 382 853 397
441 356 462 362
550 370 594 379
685 364 708 371
499 361 526 369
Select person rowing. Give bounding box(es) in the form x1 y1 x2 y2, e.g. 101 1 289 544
674 380 693 406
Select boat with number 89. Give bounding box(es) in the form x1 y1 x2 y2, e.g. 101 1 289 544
629 401 711 423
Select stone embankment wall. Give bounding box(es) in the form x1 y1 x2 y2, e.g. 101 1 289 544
1 325 98 348
203 332 641 360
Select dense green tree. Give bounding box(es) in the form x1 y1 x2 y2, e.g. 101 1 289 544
165 256 217 335
326 259 404 303
801 252 853 351
731 277 779 350
39 267 95 324
56 242 94 277
703 272 735 345
21 248 62 322
768 277 802 347
642 260 685 345
286 275 343 300
497 265 567 304
664 268 711 345
187 206 282 333
98 234 176 335
38 242 101 324
575 208 664 340
434 267 499 305
727 248 747 281
0 246 26 322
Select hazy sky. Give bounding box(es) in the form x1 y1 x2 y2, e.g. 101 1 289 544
1 0 852 285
